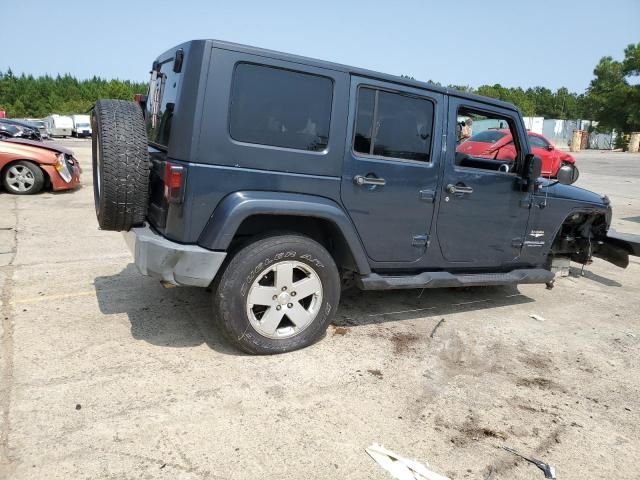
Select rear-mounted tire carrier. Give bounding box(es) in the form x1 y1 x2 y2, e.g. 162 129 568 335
92 99 150 231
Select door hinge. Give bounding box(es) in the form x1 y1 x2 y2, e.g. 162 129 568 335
412 234 429 247
512 238 524 248
419 189 436 202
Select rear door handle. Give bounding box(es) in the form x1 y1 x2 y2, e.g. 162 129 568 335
354 175 386 186
446 184 473 194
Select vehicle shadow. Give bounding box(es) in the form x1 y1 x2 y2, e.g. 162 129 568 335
94 264 535 356
568 266 622 287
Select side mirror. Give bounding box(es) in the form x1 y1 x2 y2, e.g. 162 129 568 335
557 164 579 185
547 144 554 151
523 154 542 181
522 154 542 192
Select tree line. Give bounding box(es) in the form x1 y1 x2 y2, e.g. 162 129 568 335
0 71 146 118
1 42 638 136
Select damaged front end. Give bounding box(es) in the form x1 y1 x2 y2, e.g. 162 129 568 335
550 209 640 269
596 230 640 268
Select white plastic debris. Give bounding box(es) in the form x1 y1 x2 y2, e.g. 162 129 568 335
529 314 545 322
365 443 450 480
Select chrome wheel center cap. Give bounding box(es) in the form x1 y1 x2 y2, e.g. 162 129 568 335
277 292 291 305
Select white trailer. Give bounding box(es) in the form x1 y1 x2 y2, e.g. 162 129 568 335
44 115 74 138
71 114 92 138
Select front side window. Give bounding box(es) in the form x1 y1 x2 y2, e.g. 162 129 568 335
229 63 333 152
354 87 434 162
454 108 520 172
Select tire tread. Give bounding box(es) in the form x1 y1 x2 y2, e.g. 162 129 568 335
92 99 149 231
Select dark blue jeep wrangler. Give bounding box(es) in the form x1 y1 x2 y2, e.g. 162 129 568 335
91 39 640 354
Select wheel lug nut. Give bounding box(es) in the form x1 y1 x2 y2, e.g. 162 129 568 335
276 305 281 311
291 291 296 297
287 303 293 308
281 286 287 291
272 295 277 301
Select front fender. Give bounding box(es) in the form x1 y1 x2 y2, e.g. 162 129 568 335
197 191 371 274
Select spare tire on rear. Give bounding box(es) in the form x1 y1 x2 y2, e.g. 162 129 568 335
92 99 150 231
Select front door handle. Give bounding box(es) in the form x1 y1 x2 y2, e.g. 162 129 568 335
446 183 473 194
354 175 386 186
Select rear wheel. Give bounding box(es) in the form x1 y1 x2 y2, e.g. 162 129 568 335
2 161 44 195
92 99 150 231
214 234 340 354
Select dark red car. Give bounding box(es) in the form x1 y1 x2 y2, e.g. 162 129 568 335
456 129 576 177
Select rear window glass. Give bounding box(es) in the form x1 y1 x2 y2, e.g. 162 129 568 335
468 130 507 144
146 56 180 147
229 63 333 152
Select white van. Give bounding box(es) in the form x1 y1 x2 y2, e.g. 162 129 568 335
44 115 74 138
71 114 92 138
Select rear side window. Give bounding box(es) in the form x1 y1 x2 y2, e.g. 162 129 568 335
353 87 434 162
229 63 333 152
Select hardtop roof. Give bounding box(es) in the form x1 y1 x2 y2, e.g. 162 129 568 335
161 39 519 112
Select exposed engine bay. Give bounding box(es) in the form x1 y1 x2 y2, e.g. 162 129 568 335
550 212 640 269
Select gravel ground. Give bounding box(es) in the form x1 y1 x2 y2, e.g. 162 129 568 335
1 140 639 479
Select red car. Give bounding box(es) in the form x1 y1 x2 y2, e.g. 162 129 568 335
1 138 81 194
456 129 576 177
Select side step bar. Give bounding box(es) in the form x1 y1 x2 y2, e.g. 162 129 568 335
356 268 555 291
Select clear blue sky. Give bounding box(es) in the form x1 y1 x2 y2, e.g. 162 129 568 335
2 0 638 93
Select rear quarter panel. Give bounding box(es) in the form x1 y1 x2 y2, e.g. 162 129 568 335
161 45 350 243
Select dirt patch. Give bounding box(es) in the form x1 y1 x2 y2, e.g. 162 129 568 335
367 369 383 379
516 377 566 393
390 332 421 354
332 326 349 336
518 352 552 371
449 415 508 447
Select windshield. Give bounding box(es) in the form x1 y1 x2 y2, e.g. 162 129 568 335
77 123 90 128
468 130 508 144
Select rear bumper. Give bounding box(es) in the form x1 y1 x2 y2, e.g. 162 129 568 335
123 224 226 287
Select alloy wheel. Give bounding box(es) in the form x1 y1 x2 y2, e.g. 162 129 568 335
6 165 35 193
246 260 323 339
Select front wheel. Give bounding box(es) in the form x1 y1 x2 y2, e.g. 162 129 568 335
213 234 340 354
2 161 45 195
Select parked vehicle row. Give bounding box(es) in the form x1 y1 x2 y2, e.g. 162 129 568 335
7 114 93 139
0 118 42 141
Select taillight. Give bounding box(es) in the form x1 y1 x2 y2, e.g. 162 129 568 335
163 162 185 204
